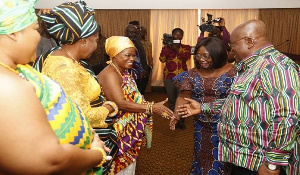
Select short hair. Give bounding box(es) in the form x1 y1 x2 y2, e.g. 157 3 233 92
129 21 140 26
194 37 227 69
172 28 184 35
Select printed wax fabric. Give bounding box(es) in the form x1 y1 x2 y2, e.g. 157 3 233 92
0 0 37 34
17 64 101 175
159 44 191 79
40 1 99 45
173 67 236 175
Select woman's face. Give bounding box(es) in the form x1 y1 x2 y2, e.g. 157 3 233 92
17 21 41 63
83 32 99 58
195 46 214 69
115 47 136 70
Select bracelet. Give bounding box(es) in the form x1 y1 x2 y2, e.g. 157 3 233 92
145 101 154 115
150 101 154 114
91 147 107 167
103 101 118 117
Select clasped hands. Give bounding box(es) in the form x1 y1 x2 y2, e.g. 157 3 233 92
170 98 201 130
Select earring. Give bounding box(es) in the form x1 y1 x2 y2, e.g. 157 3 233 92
82 40 87 47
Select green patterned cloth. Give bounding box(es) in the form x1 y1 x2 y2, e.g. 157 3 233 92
41 1 99 45
0 0 37 34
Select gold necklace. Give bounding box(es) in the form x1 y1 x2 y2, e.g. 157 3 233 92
0 61 27 80
62 48 79 63
110 62 123 78
0 61 19 74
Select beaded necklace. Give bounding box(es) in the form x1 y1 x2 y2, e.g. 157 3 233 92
0 61 26 79
110 62 123 78
62 48 79 64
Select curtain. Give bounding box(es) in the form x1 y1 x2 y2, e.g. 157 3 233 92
150 9 198 86
200 9 259 34
259 9 300 55
94 9 150 39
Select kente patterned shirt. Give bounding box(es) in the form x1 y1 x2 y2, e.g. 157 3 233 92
17 64 101 175
202 45 300 174
159 44 191 79
42 55 109 128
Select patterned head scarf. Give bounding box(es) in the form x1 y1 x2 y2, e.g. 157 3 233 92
105 36 135 59
0 0 38 35
41 1 99 45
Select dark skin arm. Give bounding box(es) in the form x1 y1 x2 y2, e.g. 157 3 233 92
170 91 192 130
258 163 280 175
167 43 179 54
176 97 201 118
98 67 173 118
0 76 105 175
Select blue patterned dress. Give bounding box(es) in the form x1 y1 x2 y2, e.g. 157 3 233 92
173 67 236 175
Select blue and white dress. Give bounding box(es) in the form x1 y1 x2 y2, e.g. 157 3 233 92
173 67 236 175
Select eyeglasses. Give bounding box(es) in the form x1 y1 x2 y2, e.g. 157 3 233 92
229 37 251 48
194 53 211 60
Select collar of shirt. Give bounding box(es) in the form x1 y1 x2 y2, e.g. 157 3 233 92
236 44 275 71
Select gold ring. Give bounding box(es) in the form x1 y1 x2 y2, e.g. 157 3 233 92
162 111 168 118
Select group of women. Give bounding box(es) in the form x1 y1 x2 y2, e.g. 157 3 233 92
0 0 240 174
0 0 172 175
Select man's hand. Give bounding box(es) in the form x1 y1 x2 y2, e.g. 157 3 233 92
167 44 178 53
257 162 280 175
176 98 201 118
220 17 225 27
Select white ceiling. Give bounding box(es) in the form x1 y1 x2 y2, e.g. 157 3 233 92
35 0 300 9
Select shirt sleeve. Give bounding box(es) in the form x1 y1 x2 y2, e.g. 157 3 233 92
221 27 230 47
177 45 191 62
197 32 204 42
262 60 300 166
201 98 227 115
159 46 168 63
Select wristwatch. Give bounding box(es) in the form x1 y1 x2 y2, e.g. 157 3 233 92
264 161 279 171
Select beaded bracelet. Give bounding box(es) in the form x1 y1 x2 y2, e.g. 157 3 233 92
201 103 209 114
103 101 118 117
149 101 154 114
91 147 107 167
145 101 154 115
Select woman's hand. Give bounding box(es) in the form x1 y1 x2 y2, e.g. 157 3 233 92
91 130 110 153
176 98 201 118
169 112 180 130
102 104 114 114
152 98 174 119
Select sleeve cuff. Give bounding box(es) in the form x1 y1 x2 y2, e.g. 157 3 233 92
265 149 291 166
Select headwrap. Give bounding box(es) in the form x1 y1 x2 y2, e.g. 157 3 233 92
0 0 38 35
105 36 135 59
41 1 99 45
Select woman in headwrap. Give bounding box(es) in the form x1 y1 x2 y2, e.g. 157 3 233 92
39 1 119 174
0 0 108 174
97 36 174 175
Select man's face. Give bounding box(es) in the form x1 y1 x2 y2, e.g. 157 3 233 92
172 30 183 40
230 32 249 63
126 26 137 40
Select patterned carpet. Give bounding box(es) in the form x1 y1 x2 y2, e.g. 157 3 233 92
135 92 194 175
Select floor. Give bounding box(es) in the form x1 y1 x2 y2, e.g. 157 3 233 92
135 92 194 175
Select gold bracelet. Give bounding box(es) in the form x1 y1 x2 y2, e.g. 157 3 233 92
150 101 154 115
103 101 118 117
91 147 106 167
145 102 150 115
